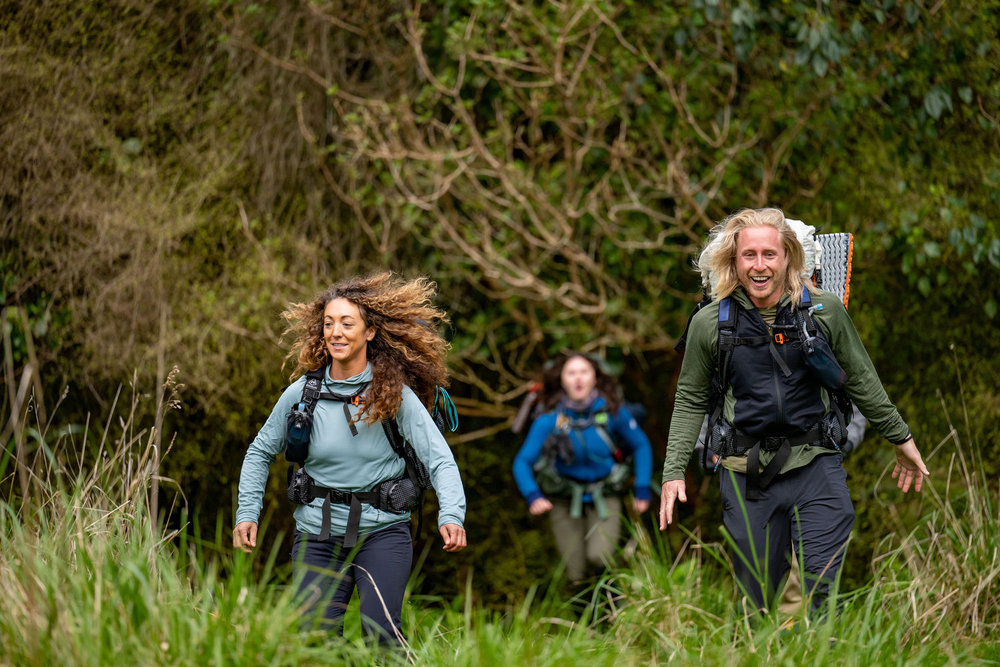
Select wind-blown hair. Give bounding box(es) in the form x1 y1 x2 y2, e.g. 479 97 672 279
697 207 819 305
539 351 623 413
281 272 450 424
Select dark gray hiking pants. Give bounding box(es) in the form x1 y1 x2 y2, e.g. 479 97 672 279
291 521 412 645
720 453 854 614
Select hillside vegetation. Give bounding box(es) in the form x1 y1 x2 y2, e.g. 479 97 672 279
2 0 998 605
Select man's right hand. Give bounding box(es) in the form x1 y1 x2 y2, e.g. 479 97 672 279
233 521 258 553
659 480 687 530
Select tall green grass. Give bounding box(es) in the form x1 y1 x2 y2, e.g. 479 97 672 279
0 364 995 664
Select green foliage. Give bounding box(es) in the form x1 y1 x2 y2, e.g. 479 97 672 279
1 406 992 664
1 373 997 665
2 0 998 606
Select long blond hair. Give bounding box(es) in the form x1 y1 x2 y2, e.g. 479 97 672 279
697 208 819 305
281 272 450 423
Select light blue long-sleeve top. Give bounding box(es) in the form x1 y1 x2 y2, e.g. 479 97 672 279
512 397 653 505
236 363 466 537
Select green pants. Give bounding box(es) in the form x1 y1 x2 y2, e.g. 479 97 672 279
549 497 622 582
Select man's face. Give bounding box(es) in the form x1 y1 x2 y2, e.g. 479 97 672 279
736 225 788 308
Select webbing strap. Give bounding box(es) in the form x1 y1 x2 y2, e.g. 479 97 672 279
570 484 584 519
317 385 367 436
590 484 608 519
746 441 790 501
768 340 793 377
731 426 822 455
380 419 426 540
345 494 363 548
739 426 823 500
301 370 323 415
727 335 772 345
567 479 610 519
311 485 379 546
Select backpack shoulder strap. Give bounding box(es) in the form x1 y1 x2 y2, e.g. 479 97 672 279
381 416 407 459
716 295 738 362
380 416 430 540
283 369 326 468
592 409 619 458
704 296 738 471
796 286 819 338
299 369 325 413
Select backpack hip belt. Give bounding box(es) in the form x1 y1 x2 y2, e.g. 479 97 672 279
712 417 846 500
287 467 419 547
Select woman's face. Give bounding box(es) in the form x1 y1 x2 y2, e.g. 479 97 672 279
560 356 597 402
323 298 375 377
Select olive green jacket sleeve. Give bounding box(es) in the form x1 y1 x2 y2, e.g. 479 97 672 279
661 300 720 483
810 291 911 443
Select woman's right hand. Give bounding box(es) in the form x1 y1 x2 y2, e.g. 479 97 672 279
528 497 553 515
233 521 258 553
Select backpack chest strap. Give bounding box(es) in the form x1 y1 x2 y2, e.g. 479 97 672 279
317 385 367 436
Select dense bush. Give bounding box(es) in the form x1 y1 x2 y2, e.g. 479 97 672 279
2 0 997 603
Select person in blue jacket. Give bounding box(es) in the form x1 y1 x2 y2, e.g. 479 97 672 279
513 352 653 582
233 272 467 645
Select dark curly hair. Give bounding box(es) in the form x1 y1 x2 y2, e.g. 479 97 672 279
538 351 623 413
281 272 450 424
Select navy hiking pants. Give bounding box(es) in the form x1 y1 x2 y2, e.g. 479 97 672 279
719 453 854 615
291 521 412 645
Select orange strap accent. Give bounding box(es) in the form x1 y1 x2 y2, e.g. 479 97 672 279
843 234 854 310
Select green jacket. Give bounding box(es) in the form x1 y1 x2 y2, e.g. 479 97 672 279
662 287 911 483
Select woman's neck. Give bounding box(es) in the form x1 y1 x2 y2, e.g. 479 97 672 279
562 391 599 412
328 359 367 381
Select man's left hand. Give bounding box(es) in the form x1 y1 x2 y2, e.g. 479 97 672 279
892 437 930 493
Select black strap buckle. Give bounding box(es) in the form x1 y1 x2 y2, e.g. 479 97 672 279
762 435 788 452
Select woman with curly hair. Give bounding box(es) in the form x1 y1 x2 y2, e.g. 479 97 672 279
233 272 466 645
512 352 652 583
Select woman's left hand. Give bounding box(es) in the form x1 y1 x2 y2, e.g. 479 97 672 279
632 499 650 514
439 523 467 552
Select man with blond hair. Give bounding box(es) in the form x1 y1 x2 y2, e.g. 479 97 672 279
659 208 929 615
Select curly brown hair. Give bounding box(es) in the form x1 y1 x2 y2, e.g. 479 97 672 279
538 351 623 413
281 272 450 424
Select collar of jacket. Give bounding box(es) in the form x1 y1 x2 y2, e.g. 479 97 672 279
730 286 795 311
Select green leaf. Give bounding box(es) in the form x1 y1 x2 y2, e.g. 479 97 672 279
986 298 998 319
948 228 963 251
122 137 142 155
812 55 829 77
924 87 953 120
989 239 1000 268
917 276 932 295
